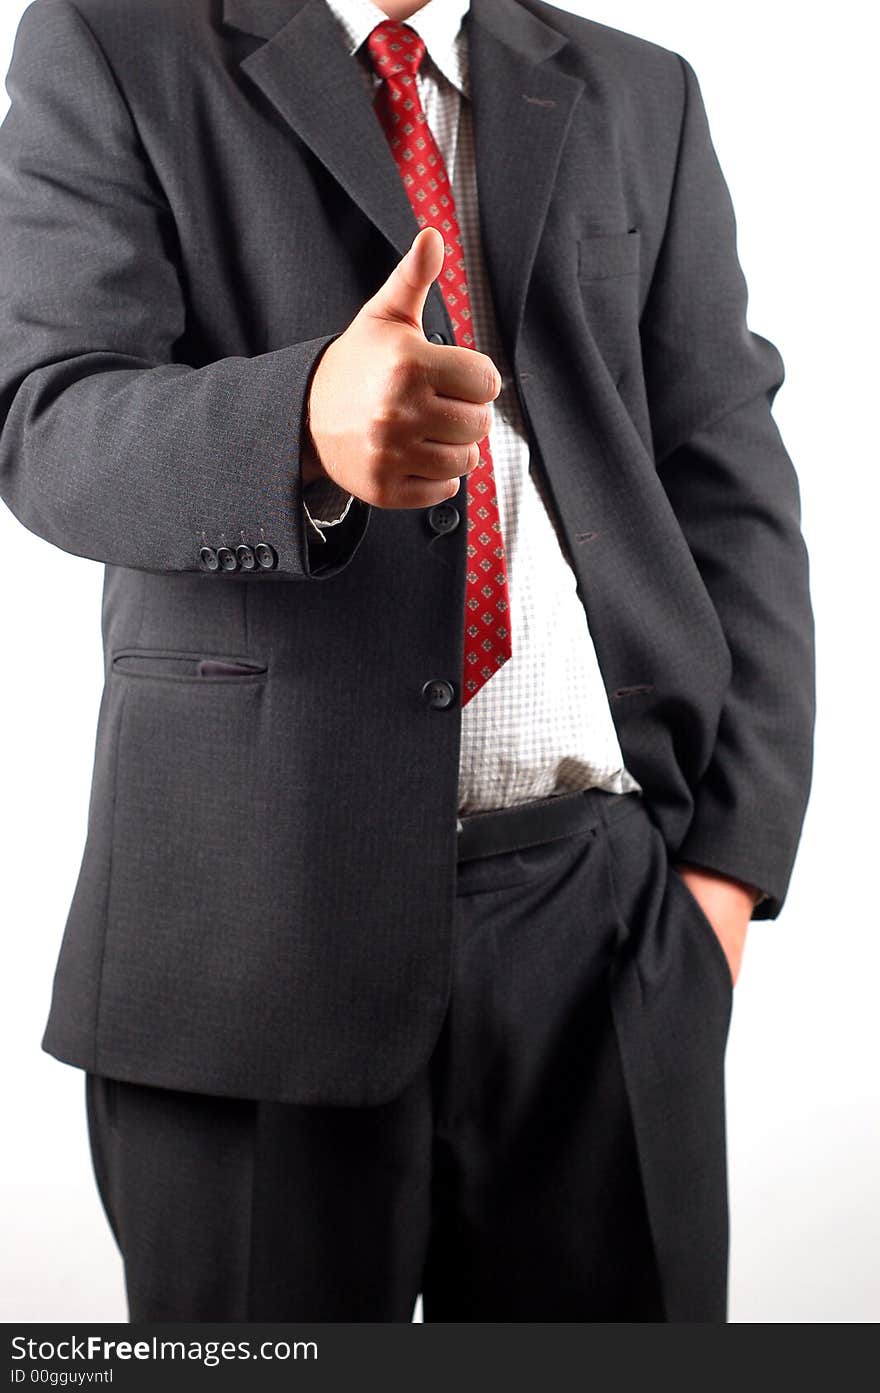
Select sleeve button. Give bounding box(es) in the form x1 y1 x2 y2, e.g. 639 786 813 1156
254 542 277 570
199 545 220 571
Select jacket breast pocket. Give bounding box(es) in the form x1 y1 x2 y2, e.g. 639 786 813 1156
577 228 641 282
576 229 642 385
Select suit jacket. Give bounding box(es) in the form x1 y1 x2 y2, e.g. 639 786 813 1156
0 0 815 1105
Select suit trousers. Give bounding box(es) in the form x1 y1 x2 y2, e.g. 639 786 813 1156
84 789 733 1322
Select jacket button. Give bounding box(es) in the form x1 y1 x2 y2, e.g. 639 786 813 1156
199 545 220 571
235 544 256 571
254 542 277 570
427 503 460 535
427 331 449 345
217 546 238 572
421 678 456 709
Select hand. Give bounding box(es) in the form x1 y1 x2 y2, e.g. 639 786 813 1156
670 863 761 987
302 226 502 508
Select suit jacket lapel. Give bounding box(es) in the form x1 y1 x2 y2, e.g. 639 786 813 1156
225 0 420 263
468 0 584 358
222 0 585 358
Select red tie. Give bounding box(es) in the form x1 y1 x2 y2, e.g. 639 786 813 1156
366 19 512 706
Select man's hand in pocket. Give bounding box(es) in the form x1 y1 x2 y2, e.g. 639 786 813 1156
670 864 763 986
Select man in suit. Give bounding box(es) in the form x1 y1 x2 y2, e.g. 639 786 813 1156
0 0 814 1322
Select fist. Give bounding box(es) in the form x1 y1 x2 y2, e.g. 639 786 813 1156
303 226 502 509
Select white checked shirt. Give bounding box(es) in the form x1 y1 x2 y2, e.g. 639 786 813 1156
307 0 642 812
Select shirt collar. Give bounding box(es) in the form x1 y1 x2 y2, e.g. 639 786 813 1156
322 0 471 98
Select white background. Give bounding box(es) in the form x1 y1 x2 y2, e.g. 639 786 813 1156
1 0 877 1324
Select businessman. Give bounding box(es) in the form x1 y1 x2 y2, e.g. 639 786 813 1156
0 0 814 1321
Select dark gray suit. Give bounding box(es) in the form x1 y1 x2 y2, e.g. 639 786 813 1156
0 0 812 1141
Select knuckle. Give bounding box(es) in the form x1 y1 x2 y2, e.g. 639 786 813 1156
361 454 391 504
367 408 403 450
386 353 421 399
365 417 386 453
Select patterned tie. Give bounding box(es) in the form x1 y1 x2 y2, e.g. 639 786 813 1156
366 19 512 706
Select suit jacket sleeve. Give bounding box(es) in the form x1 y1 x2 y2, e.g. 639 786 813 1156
0 0 369 580
641 55 815 919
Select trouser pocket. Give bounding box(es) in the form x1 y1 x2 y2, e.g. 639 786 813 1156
605 803 732 1322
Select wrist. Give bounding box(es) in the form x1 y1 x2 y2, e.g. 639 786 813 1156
301 425 329 487
301 338 336 488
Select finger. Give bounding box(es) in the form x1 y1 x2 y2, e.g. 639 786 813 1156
381 471 469 511
424 343 502 403
363 226 445 331
419 397 492 447
400 438 481 481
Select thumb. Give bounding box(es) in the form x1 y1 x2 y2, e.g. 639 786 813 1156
365 226 445 330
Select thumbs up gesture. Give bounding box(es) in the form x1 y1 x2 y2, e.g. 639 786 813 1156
303 227 502 509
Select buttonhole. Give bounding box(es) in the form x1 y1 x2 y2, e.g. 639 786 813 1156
612 684 655 699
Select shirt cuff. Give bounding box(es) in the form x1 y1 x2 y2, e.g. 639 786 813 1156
302 480 356 542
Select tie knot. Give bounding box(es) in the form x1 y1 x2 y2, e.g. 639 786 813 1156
366 19 426 83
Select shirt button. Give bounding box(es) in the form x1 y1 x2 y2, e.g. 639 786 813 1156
421 678 456 710
254 542 277 570
216 546 238 572
427 331 449 345
199 545 220 572
427 503 460 535
235 544 257 571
